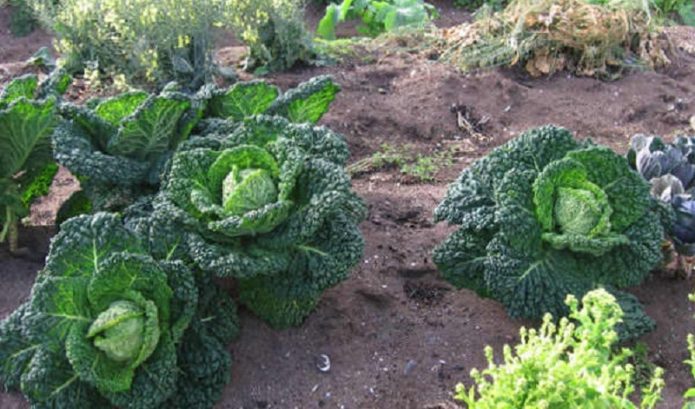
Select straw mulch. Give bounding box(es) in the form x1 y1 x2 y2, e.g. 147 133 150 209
437 0 671 78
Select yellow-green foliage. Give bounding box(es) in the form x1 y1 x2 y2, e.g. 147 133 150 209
226 0 313 72
456 289 665 408
28 0 311 87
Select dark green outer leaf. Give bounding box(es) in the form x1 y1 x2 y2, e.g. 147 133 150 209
20 346 109 408
471 125 583 196
27 276 93 343
432 227 492 296
159 273 238 409
42 213 143 283
161 328 230 409
0 303 40 390
434 126 582 229
580 205 664 288
160 260 198 343
164 148 221 221
608 289 655 341
259 158 366 249
186 232 292 278
53 121 149 187
59 104 118 152
238 212 364 328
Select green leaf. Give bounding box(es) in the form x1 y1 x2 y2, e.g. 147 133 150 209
268 76 340 124
567 147 651 232
29 275 93 343
87 253 172 324
0 75 38 107
94 91 149 126
37 68 73 99
20 347 108 408
206 145 280 203
208 200 293 237
317 4 341 40
206 81 279 121
0 98 56 179
107 95 192 161
0 303 41 390
432 227 492 295
59 104 118 152
19 162 59 207
162 326 230 409
56 190 93 225
44 213 143 282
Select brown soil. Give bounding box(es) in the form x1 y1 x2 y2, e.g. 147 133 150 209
2 3 695 409
0 6 52 76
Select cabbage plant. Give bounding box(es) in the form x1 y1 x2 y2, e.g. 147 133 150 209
629 134 695 257
53 76 340 218
0 72 70 253
434 126 665 340
0 213 239 408
150 115 365 327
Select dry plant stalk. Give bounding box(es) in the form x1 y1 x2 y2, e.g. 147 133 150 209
438 0 670 78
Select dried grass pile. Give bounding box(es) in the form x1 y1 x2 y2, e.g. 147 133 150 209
437 0 671 78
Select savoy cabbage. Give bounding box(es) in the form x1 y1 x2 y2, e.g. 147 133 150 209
53 76 340 217
146 114 365 328
0 72 71 253
434 126 666 340
0 213 239 408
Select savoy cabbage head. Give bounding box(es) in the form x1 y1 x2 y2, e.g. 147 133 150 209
0 213 238 408
434 126 665 339
0 72 71 253
148 114 365 328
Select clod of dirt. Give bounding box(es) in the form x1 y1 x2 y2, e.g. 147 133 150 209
355 287 395 309
404 281 449 306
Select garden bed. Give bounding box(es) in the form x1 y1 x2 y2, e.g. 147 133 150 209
2 3 695 408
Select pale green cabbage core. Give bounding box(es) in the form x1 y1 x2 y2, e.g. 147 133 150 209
87 300 145 362
222 167 278 215
554 187 603 236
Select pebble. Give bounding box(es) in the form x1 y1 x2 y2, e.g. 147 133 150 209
404 359 417 375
